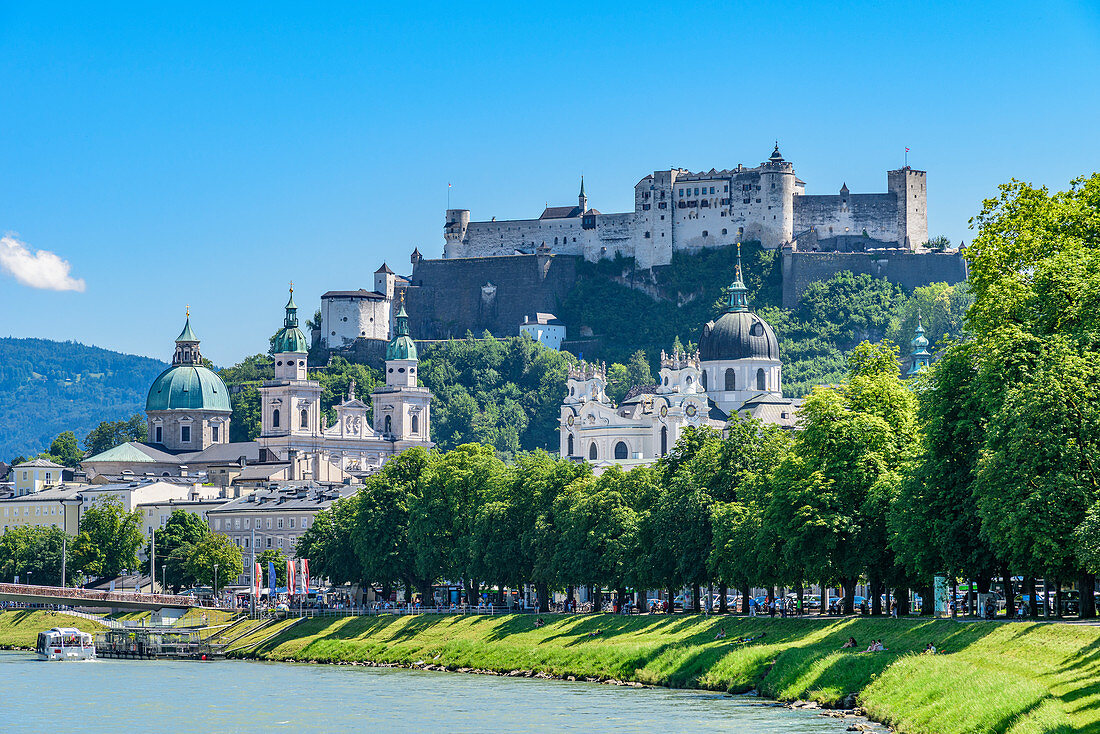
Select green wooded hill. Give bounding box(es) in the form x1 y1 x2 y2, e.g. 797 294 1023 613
0 338 167 461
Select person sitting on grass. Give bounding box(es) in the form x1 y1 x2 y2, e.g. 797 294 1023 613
587 628 602 637
534 617 545 628
715 627 726 640
864 639 886 652
924 642 937 654
841 636 857 649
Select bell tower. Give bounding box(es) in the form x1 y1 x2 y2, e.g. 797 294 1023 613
372 298 432 445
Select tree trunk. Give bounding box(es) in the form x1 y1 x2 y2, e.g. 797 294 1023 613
1081 573 1097 619
796 584 804 616
718 583 728 614
870 578 883 616
741 585 750 615
591 585 602 613
418 579 433 607
1055 579 1063 619
536 581 550 613
897 588 910 616
1001 566 1014 620
636 588 645 611
842 579 856 615
1025 576 1037 618
692 585 701 614
667 586 676 614
918 583 932 616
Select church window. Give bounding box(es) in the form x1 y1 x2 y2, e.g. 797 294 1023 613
701 370 708 389
725 369 736 391
757 368 767 391
644 231 650 238
589 442 598 460
398 367 405 373
300 410 308 429
663 376 668 386
411 415 419 434
272 409 280 428
685 375 692 386
660 427 668 456
567 434 574 456
299 361 304 367
212 425 219 442
750 322 764 336
155 426 162 443
181 425 191 443
277 360 282 366
384 415 392 434
388 368 394 373
614 442 628 460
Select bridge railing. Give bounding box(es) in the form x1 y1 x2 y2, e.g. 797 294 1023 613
0 582 211 608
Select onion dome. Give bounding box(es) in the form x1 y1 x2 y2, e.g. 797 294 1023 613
386 304 418 361
272 287 309 354
699 245 781 361
146 312 231 412
769 142 784 163
907 312 932 376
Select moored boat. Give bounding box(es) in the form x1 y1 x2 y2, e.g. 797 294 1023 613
36 628 96 660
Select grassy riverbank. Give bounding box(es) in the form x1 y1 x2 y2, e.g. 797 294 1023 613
228 613 1099 734
0 610 104 649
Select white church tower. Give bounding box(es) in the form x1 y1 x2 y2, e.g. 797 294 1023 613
260 287 323 443
372 302 431 445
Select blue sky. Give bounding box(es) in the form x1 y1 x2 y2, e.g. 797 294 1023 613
2 1 1098 365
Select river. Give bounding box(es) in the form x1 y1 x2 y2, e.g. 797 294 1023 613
1 651 874 732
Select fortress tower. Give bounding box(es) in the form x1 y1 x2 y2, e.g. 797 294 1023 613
888 167 928 249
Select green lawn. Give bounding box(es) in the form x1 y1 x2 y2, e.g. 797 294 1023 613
232 613 1100 734
0 610 105 649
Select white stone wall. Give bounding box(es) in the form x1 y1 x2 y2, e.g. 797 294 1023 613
520 323 566 350
321 294 390 348
699 358 782 416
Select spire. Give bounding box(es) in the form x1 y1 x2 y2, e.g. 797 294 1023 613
284 285 298 329
907 310 932 376
726 243 750 313
769 141 784 163
578 175 588 214
172 308 201 365
175 307 198 343
579 176 585 198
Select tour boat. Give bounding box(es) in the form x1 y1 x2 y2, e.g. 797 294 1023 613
36 628 96 661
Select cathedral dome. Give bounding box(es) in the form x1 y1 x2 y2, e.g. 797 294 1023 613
273 289 309 354
699 311 780 361
146 365 231 412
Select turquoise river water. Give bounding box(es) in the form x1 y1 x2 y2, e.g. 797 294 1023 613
1 650 877 732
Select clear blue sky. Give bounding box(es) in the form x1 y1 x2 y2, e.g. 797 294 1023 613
2 2 1098 365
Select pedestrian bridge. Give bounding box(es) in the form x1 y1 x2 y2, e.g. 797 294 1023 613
0 582 204 611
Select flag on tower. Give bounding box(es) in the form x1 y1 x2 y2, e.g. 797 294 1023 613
905 147 910 152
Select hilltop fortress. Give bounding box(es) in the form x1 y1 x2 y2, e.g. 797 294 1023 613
444 144 927 268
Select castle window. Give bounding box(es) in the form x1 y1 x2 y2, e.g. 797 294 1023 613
658 202 666 209
644 231 651 238
181 425 191 443
702 230 708 236
722 228 727 235
757 368 767 391
724 185 728 191
614 442 628 460
272 409 280 428
589 442 598 460
725 368 736 391
710 187 715 194
567 434 574 456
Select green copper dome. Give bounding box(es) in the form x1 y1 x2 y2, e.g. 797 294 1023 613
386 305 418 361
273 288 309 354
146 364 232 412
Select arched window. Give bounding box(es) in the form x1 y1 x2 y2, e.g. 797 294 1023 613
614 441 628 460
384 415 392 434
660 426 668 456
589 442 598 460
725 368 736 391
701 370 708 389
567 434 574 456
757 368 767 391
411 415 419 434
300 409 309 429
685 375 692 386
272 409 280 428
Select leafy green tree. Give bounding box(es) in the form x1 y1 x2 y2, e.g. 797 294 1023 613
296 496 363 589
0 525 69 585
186 534 243 594
45 431 83 466
143 510 211 589
83 415 147 456
71 495 145 579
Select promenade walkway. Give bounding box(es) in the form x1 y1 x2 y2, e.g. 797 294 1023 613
0 582 209 611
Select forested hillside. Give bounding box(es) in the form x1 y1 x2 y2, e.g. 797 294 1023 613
0 338 166 460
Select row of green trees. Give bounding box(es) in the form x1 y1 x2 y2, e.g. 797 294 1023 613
0 497 243 594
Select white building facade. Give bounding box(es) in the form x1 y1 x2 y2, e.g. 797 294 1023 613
445 146 927 268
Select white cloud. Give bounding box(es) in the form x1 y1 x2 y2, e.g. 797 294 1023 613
0 234 86 292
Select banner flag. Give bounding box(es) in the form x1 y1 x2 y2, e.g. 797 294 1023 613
302 559 310 595
268 561 277 597
287 558 296 596
255 563 261 598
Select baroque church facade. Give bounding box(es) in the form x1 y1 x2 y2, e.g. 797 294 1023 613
560 248 798 470
81 290 432 482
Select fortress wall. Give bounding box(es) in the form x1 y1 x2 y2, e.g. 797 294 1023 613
781 250 967 308
403 254 579 340
794 193 898 242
